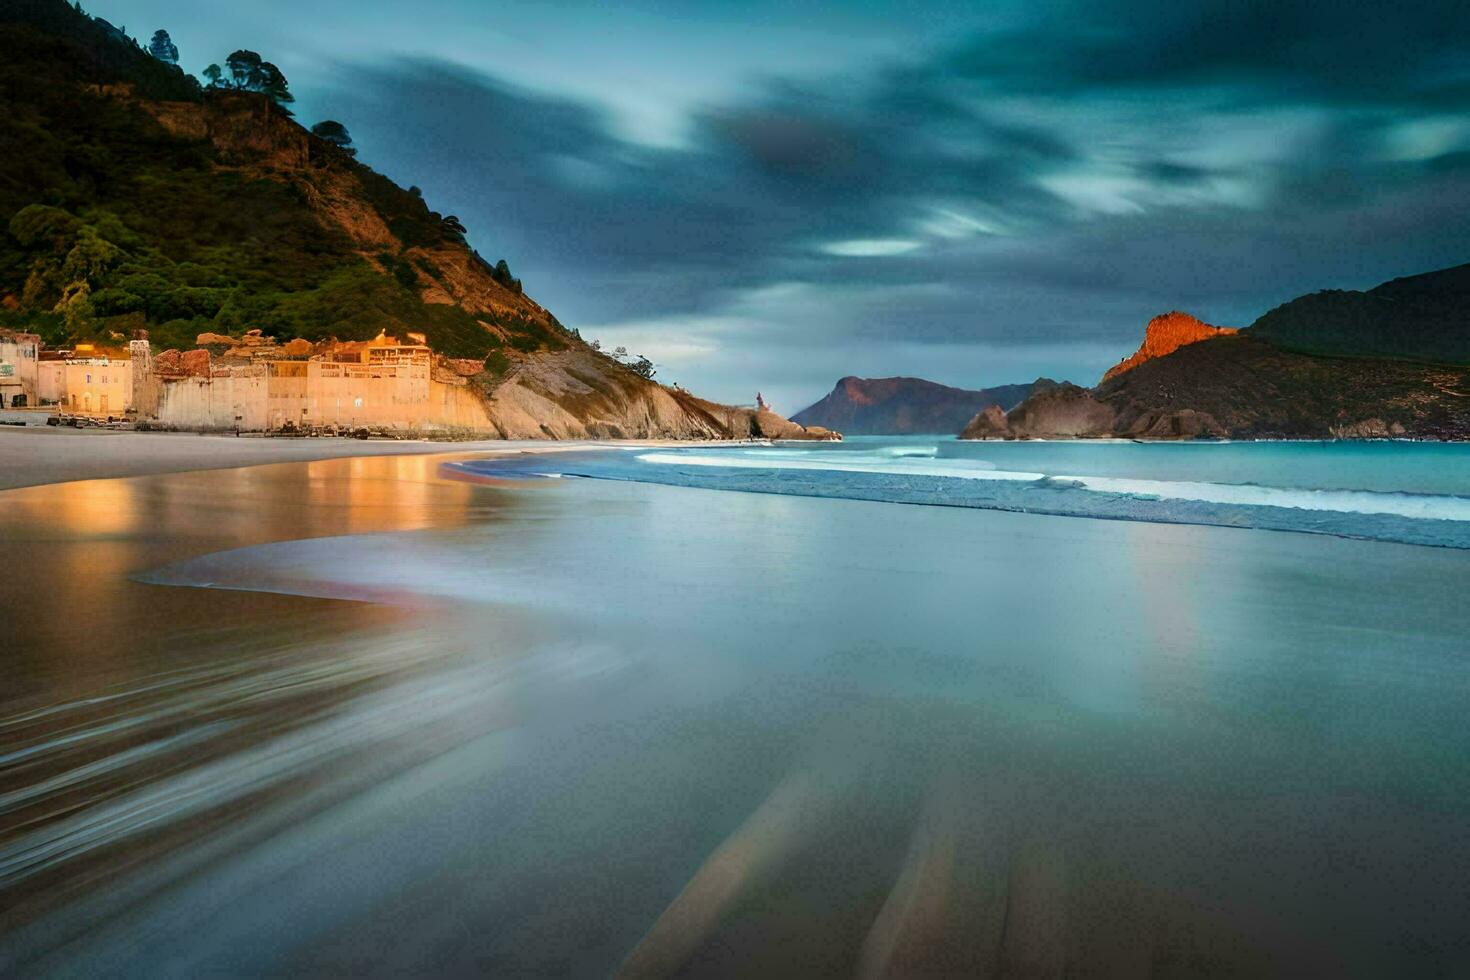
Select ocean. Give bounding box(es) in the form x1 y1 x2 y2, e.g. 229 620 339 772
3 440 1469 975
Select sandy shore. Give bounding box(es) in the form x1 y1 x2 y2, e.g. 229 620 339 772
0 426 756 491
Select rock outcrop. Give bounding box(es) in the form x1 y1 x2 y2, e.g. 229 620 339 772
1101 311 1237 382
960 382 1115 440
478 349 836 440
1004 382 1116 438
957 403 1011 439
793 376 1039 434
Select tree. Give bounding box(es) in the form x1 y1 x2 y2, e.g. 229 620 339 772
225 49 262 89
257 61 293 109
220 50 293 108
631 356 656 380
443 215 467 237
148 29 178 64
311 120 354 155
203 63 222 87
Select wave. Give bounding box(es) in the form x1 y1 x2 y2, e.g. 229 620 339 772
633 452 1470 522
449 446 1470 549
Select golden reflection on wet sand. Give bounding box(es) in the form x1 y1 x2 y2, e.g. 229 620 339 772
0 454 516 927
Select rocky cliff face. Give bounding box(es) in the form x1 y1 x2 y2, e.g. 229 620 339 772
962 382 1117 439
1100 311 1237 382
473 349 837 440
792 376 1038 434
956 404 1010 439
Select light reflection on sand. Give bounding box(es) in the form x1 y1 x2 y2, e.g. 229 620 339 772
3 455 1470 976
0 455 513 935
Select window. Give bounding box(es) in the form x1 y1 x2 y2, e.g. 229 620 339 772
85 373 91 384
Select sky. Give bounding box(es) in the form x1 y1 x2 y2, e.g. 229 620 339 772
107 0 1470 411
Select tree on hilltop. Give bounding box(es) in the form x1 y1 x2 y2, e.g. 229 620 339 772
225 49 261 89
213 50 294 110
147 29 178 64
257 61 293 108
311 120 355 156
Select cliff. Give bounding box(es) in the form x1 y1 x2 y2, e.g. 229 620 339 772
792 376 1038 434
0 0 834 440
1100 311 1237 382
468 349 837 440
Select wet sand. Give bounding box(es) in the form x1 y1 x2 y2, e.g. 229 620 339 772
0 455 527 939
3 450 1470 976
0 426 761 492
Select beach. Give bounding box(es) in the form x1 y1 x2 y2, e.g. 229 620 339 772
3 437 1470 976
0 424 764 492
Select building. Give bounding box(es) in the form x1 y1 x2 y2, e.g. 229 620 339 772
6 328 492 432
137 331 493 433
0 328 40 408
56 344 134 416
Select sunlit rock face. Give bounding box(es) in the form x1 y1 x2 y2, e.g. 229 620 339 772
1101 312 1238 383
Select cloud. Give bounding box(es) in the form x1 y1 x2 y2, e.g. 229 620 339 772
314 2 1470 410
823 239 924 257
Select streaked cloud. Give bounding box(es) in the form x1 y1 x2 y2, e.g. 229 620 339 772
822 239 924 257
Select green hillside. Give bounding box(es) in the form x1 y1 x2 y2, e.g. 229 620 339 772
0 0 568 358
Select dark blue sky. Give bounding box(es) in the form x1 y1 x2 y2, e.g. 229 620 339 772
108 0 1470 409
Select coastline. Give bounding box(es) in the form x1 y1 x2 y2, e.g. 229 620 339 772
0 426 767 492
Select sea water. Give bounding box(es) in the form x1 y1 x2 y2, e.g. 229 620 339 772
4 443 1470 976
452 436 1470 548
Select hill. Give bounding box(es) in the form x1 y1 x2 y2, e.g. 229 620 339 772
1248 262 1470 363
0 0 563 357
960 262 1470 441
792 376 1040 434
0 0 833 439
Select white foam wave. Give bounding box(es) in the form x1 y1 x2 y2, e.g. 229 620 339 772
634 452 1470 522
636 452 1043 483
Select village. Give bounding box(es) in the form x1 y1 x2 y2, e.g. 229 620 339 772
0 326 496 436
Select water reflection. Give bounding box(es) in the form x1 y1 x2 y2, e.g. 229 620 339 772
3 459 1470 976
0 456 511 931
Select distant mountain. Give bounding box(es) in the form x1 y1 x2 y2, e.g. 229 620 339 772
792 376 1042 434
1249 262 1470 363
961 262 1470 441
